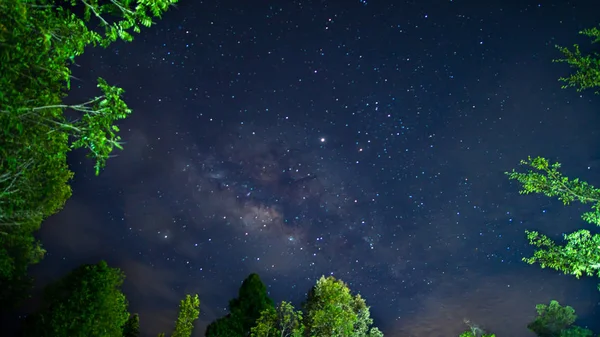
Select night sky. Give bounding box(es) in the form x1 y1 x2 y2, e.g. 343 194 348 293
28 0 600 336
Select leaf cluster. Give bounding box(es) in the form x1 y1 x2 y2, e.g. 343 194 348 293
20 260 130 337
20 260 199 337
506 156 600 225
527 300 594 337
0 0 177 308
206 273 275 336
171 294 200 337
249 276 383 337
554 26 600 93
506 157 600 289
251 301 304 337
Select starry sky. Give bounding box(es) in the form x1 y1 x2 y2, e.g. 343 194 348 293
27 0 600 336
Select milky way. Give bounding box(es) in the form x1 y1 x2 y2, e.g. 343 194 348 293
169 120 385 271
30 1 600 336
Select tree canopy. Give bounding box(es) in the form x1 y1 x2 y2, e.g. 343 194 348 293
302 276 383 337
554 25 600 93
251 301 304 337
505 23 600 290
122 313 141 337
0 0 178 309
527 300 593 337
208 274 383 337
500 21 600 337
171 294 200 337
19 260 198 337
506 156 600 288
14 264 596 337
20 260 129 337
206 273 275 336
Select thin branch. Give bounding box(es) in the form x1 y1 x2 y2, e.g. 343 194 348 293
81 0 110 27
547 168 600 204
110 0 135 15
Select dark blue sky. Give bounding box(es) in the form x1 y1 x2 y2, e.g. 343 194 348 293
31 0 600 335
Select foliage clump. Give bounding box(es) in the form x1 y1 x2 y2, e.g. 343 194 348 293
0 0 177 308
554 25 600 93
527 300 593 337
20 260 199 337
208 274 383 337
206 273 275 336
506 157 600 289
20 260 130 337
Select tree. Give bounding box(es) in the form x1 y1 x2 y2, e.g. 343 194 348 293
20 260 130 337
504 22 600 337
302 276 383 337
527 300 578 337
172 294 200 337
122 313 140 337
0 0 178 308
206 273 274 337
251 301 304 337
506 157 600 289
554 25 600 93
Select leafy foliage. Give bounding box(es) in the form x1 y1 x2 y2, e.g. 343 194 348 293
206 273 274 337
0 0 177 308
122 313 141 337
554 26 600 93
171 294 200 337
251 301 304 337
523 229 600 280
559 326 595 337
302 276 383 337
303 276 357 336
527 300 578 337
506 156 600 289
20 260 129 337
503 23 600 337
506 156 600 226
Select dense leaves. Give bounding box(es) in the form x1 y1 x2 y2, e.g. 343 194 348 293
122 313 141 337
526 300 594 337
500 22 600 337
171 294 200 337
20 261 129 337
0 0 177 308
208 274 383 337
18 260 198 337
523 229 600 280
251 301 304 337
206 273 274 337
559 326 595 337
302 276 383 337
554 25 600 93
506 156 600 289
506 156 600 226
456 301 596 337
